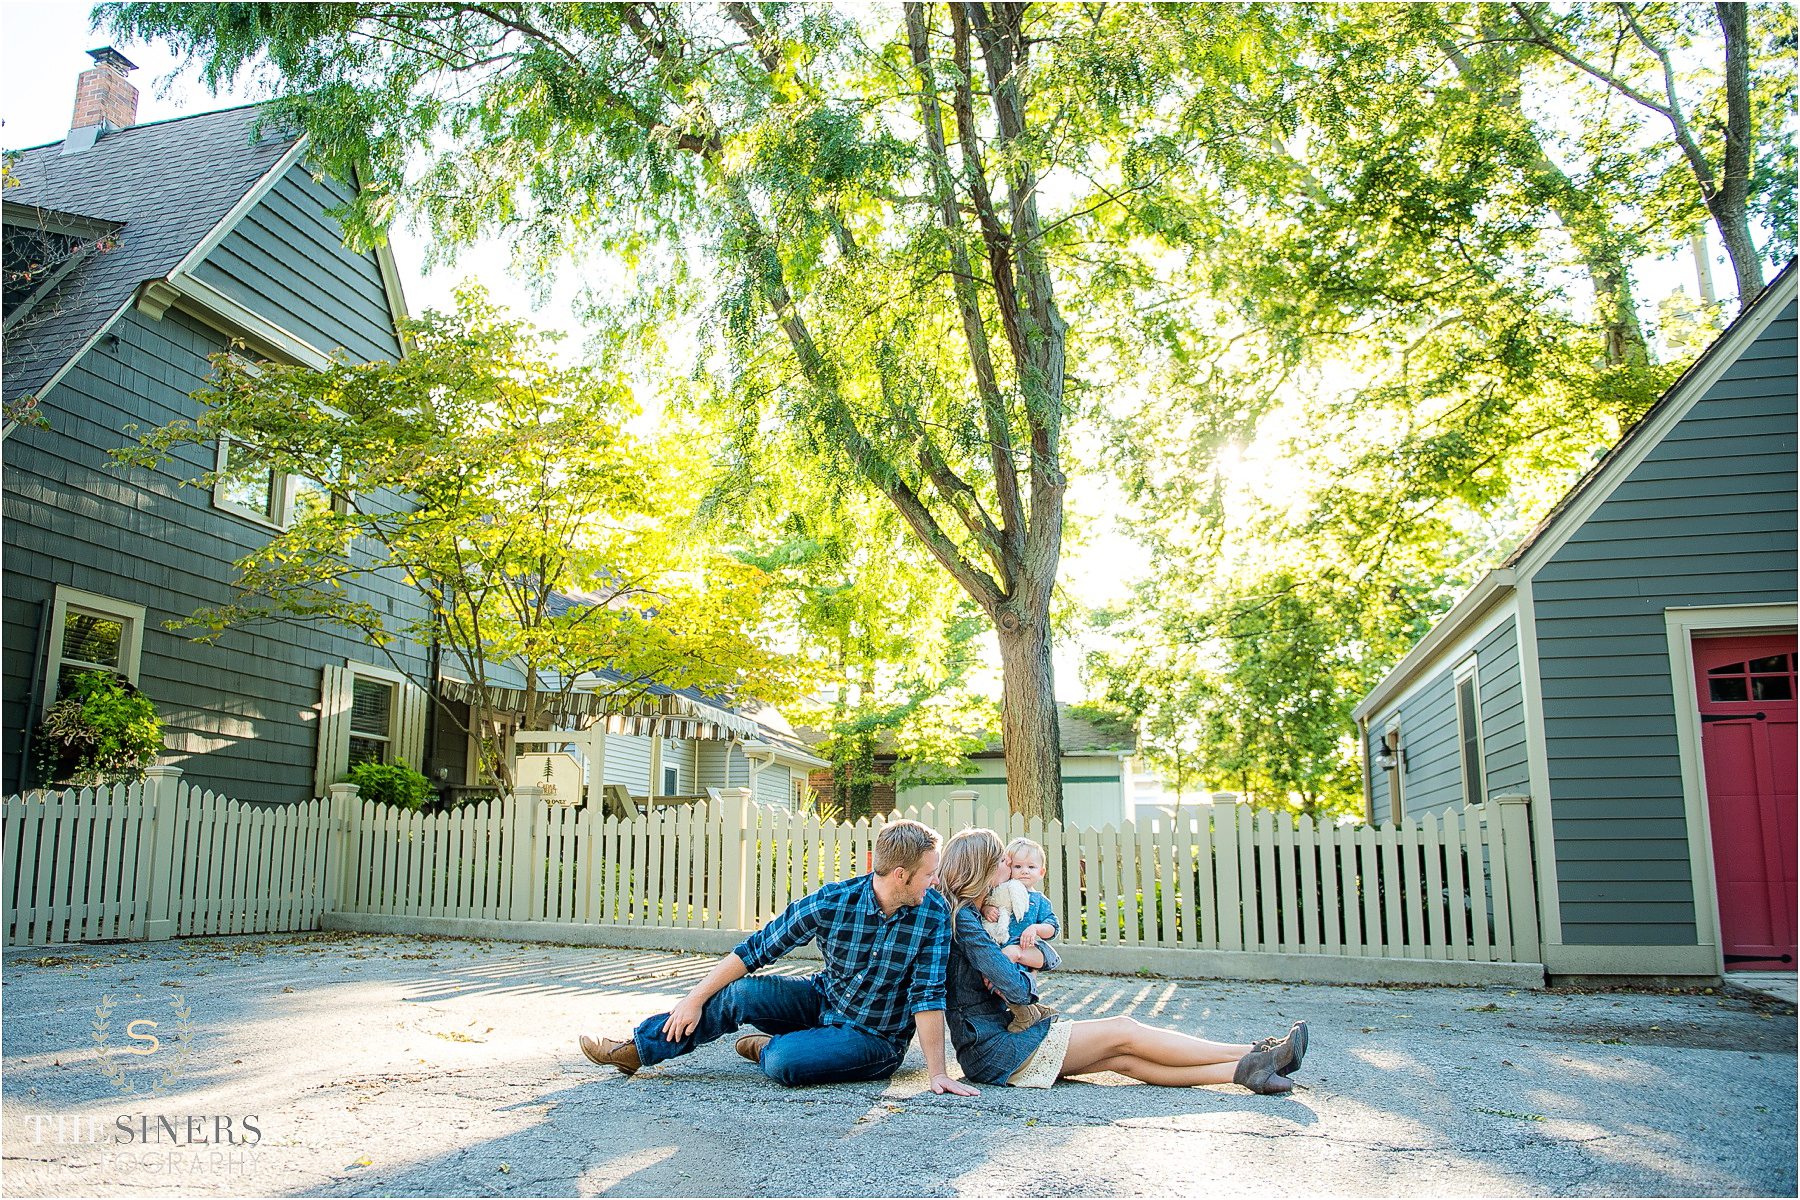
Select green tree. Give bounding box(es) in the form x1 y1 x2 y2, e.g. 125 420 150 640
717 445 996 820
1507 1 1797 303
118 288 806 788
1088 1 1790 817
97 1 1269 820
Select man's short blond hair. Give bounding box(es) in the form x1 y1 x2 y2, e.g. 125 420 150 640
873 820 941 875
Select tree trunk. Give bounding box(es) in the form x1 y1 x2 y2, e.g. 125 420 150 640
1711 0 1764 304
995 608 1064 823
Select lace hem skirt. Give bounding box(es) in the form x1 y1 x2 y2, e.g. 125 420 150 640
1005 1018 1071 1089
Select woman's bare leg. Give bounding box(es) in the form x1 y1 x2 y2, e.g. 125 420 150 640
1072 1052 1239 1087
1058 1016 1253 1078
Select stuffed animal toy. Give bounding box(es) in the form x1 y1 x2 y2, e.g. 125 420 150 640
981 878 1033 944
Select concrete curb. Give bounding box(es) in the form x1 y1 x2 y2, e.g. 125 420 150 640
319 912 1547 987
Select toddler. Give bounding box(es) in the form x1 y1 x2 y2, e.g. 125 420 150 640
982 837 1062 1032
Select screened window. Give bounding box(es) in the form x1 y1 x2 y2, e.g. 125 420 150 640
348 677 394 765
1455 662 1485 807
662 765 680 795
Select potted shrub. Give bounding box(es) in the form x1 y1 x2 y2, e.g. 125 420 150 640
34 672 164 788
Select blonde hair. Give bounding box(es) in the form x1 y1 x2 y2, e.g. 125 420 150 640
936 828 1005 921
872 820 941 876
1005 837 1047 886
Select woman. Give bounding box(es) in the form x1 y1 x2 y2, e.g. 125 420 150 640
935 828 1306 1093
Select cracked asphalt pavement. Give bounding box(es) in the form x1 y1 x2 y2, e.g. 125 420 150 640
3 931 1794 1196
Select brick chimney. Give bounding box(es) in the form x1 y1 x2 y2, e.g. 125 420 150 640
69 46 139 136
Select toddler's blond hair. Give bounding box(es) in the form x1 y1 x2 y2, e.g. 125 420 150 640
1004 837 1048 890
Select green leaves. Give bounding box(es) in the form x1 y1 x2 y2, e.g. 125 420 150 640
117 289 811 785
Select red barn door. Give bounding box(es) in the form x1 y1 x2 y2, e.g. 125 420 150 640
1696 636 1797 970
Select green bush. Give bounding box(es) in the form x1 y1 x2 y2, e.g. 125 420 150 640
344 761 435 810
35 672 163 787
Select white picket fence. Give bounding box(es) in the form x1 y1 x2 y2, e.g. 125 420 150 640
6 769 1541 974
4 768 333 946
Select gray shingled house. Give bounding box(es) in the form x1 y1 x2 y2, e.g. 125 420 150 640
1352 262 1797 982
3 51 429 804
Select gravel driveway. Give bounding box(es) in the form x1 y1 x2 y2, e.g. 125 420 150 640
3 931 1793 1197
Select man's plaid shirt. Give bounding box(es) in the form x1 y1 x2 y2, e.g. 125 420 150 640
732 874 951 1043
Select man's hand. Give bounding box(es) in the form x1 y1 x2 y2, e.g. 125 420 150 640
930 1072 979 1096
662 992 706 1041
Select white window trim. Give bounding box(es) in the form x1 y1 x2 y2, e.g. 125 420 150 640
347 678 397 766
212 435 293 528
209 354 343 529
1664 603 1799 977
1454 655 1485 807
346 660 410 767
44 587 146 712
1380 718 1404 822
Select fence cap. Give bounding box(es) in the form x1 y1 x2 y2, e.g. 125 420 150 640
1491 793 1531 806
142 765 183 779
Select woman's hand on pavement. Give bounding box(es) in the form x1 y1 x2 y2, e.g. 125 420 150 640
930 1072 979 1096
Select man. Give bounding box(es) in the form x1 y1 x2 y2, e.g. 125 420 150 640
580 819 978 1095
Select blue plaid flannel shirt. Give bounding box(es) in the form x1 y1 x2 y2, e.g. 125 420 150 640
732 874 950 1043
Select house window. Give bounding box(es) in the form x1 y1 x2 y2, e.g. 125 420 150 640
1705 654 1795 702
1455 659 1485 807
663 765 680 795
348 677 395 765
215 437 281 522
211 357 342 527
214 440 339 528
43 588 145 709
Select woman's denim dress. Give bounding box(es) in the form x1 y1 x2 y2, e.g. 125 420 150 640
944 905 1050 1084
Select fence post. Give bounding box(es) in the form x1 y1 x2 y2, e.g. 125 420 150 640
511 785 544 921
139 767 183 941
948 789 978 832
325 782 360 913
722 788 751 931
1491 794 1540 962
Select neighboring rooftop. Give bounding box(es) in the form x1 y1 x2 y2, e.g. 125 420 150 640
3 104 297 403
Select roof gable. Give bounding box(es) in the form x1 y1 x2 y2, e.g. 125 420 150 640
3 105 299 404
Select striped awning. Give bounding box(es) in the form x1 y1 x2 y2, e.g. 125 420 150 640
436 678 763 741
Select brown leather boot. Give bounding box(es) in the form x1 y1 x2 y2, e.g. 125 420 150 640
1250 1021 1308 1077
1233 1046 1294 1094
735 1033 771 1063
579 1034 641 1075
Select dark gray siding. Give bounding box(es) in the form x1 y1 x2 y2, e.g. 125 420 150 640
1369 616 1524 824
1368 664 1452 824
1476 617 1529 797
189 165 403 364
1534 300 1797 947
1393 666 1462 818
3 305 427 803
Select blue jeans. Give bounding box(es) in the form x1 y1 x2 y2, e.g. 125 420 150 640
632 975 907 1087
